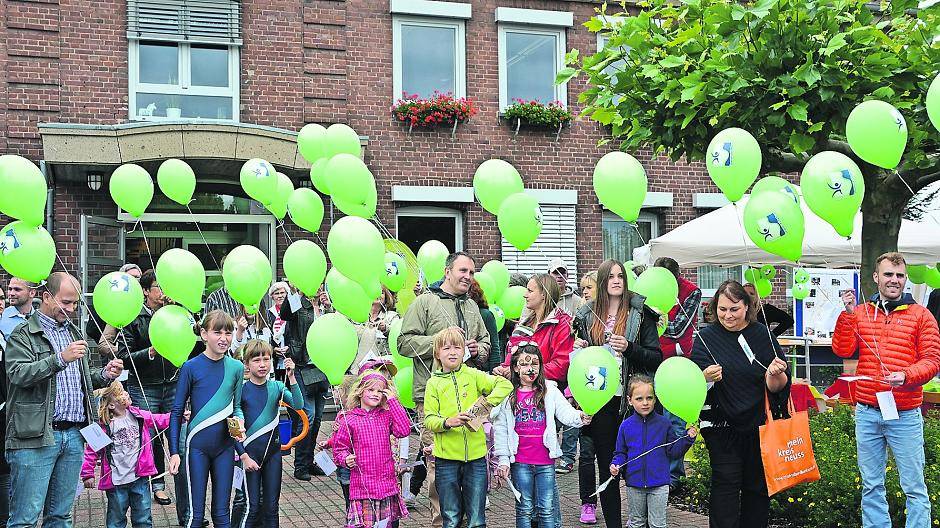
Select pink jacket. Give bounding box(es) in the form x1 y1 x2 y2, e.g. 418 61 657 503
331 399 411 500
81 407 171 490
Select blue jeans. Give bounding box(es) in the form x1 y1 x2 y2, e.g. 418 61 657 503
106 477 153 528
511 464 556 528
435 457 488 528
662 409 687 485
127 382 176 492
0 472 9 527
6 427 85 528
855 404 931 528
559 423 579 465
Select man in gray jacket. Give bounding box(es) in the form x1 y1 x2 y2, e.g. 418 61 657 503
5 272 123 528
399 251 490 527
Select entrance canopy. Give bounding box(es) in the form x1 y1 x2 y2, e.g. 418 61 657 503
635 196 940 268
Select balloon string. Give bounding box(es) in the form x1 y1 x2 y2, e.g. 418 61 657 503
185 205 222 272
136 220 157 273
730 202 780 353
590 436 685 498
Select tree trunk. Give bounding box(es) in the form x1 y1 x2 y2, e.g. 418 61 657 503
858 168 908 298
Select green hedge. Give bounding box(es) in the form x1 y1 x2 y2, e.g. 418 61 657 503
675 407 940 527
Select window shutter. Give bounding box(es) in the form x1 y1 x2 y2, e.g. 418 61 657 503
128 0 243 45
501 204 577 278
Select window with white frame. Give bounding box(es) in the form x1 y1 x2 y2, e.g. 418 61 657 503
602 211 659 265
393 17 466 99
498 25 567 109
396 206 464 257
127 0 241 121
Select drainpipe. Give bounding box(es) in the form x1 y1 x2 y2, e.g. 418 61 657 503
40 160 54 233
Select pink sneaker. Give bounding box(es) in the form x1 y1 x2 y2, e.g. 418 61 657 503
580 503 597 524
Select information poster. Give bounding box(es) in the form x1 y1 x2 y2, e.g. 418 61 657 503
794 268 858 339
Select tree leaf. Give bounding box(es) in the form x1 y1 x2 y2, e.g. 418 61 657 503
555 67 578 86
788 132 816 154
787 100 809 122
659 55 687 68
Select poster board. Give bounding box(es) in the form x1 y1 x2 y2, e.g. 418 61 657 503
794 268 858 339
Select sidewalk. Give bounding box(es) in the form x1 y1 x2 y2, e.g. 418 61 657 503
72 425 708 527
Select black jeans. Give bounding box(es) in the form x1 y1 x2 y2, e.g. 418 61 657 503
702 426 770 528
295 375 330 472
581 397 621 528
577 431 597 505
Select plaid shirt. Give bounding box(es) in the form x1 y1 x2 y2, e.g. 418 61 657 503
37 311 85 422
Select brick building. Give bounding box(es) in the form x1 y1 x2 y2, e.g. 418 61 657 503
0 0 754 304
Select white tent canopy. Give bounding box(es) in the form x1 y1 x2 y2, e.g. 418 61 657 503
634 196 940 268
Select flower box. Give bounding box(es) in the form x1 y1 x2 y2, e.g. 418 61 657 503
392 92 478 136
501 99 573 139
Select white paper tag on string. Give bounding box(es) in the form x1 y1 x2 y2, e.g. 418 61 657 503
876 391 899 421
463 347 471 362
397 460 424 470
288 293 302 313
374 518 390 528
505 478 522 502
314 450 338 476
401 472 412 496
75 480 85 500
80 423 113 452
738 335 756 364
399 436 410 460
232 466 245 490
117 369 129 382
591 476 614 497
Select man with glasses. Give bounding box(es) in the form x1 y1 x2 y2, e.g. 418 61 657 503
0 278 37 342
5 272 123 528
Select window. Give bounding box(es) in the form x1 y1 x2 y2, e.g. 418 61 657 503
396 207 464 257
602 211 659 264
130 41 239 120
393 17 466 99
501 203 577 277
498 25 567 109
597 34 627 104
697 265 744 297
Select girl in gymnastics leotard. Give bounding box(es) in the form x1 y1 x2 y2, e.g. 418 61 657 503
169 310 246 528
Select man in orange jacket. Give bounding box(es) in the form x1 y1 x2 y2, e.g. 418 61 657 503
832 252 940 528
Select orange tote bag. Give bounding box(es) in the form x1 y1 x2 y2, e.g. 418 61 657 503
758 392 821 496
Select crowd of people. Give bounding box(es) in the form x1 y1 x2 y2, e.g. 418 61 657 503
0 249 936 528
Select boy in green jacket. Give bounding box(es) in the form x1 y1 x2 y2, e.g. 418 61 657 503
424 327 512 528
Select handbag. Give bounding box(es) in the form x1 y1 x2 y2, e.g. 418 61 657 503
758 391 821 495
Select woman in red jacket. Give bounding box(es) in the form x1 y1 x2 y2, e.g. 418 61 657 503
494 273 574 384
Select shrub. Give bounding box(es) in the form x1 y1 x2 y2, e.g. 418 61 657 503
502 99 573 129
391 92 477 128
675 407 940 527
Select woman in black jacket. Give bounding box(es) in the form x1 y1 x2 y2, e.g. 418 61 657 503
572 258 663 528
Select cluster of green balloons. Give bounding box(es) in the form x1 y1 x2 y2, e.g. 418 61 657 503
296 123 377 220
222 245 273 313
792 266 811 300
593 151 647 223
473 159 542 251
473 260 525 328
908 264 940 288
846 100 907 170
0 156 53 282
744 265 776 299
744 178 805 263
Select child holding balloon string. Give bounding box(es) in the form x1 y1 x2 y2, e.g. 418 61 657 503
491 343 591 528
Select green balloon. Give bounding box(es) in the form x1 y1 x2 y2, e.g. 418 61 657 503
473 159 524 215
394 366 416 409
325 154 377 219
306 312 359 385
491 305 506 331
297 123 328 164
382 252 407 293
760 264 777 280
753 278 772 299
0 155 47 226
222 245 272 309
417 240 449 284
800 151 864 238
156 248 205 313
907 264 927 285
284 240 326 297
266 173 294 221
743 268 761 284
706 127 761 203
846 100 907 169
325 124 362 158
388 319 409 369
150 305 197 368
309 158 330 195
793 267 810 284
752 175 800 206
793 282 810 301
497 285 527 320
632 267 679 315
498 192 542 251
0 221 55 283
474 271 498 304
743 190 805 262
287 188 325 233
567 346 620 415
240 158 278 205
326 268 374 323
593 151 647 223
327 216 384 286
654 356 707 424
924 266 940 289
481 260 510 298
929 73 940 133
92 272 144 328
157 159 195 206
110 164 154 218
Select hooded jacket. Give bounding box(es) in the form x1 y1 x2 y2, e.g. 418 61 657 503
81 407 170 490
611 411 693 488
500 308 574 383
832 293 940 411
399 283 491 402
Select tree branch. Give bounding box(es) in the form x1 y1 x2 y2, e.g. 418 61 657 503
764 149 809 174
915 171 940 188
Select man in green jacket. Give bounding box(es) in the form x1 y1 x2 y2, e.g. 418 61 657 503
399 251 491 527
5 272 123 528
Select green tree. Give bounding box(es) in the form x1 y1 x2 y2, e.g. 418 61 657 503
565 0 939 281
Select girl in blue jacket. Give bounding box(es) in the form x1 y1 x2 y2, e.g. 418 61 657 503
610 375 696 528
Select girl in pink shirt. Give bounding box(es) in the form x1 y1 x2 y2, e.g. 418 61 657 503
332 371 411 528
